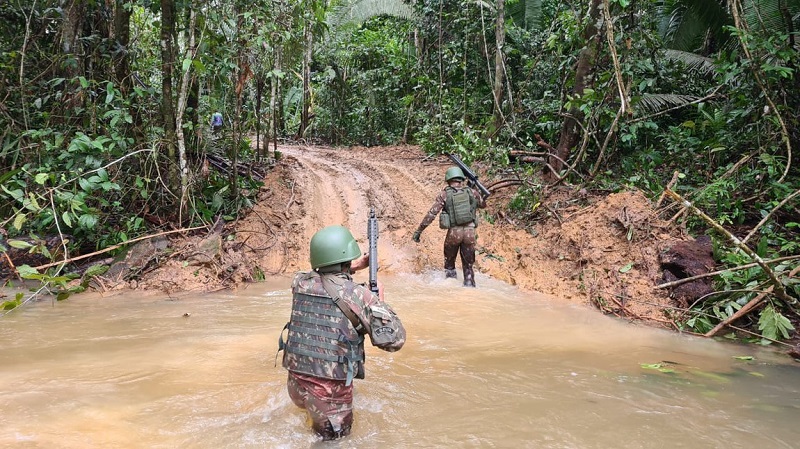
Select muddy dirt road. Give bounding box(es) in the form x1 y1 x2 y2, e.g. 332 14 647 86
141 145 678 326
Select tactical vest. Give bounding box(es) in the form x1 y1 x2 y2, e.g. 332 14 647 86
281 275 365 385
442 186 477 228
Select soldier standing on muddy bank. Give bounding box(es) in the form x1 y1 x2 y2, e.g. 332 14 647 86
278 225 406 440
412 166 487 287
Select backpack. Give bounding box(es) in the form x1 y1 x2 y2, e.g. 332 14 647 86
441 186 476 228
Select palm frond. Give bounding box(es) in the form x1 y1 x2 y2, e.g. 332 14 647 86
284 86 303 111
329 0 415 28
507 0 543 31
664 49 716 75
634 93 702 114
657 0 733 52
742 0 800 34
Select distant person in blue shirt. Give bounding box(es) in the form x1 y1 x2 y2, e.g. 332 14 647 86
211 112 223 134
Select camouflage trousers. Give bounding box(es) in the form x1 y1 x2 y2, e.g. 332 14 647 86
287 371 354 440
443 225 476 287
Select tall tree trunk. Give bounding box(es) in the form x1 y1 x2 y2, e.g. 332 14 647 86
231 7 250 199
112 0 144 143
60 0 83 74
548 0 603 180
270 43 281 156
160 0 179 203
176 2 198 225
60 0 85 120
112 0 132 93
187 75 200 150
299 17 313 139
437 0 443 125
255 75 264 161
277 48 285 144
491 0 506 132
185 4 201 151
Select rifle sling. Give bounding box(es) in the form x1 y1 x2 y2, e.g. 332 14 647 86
318 273 365 334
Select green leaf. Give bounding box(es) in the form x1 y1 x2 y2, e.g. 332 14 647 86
61 212 73 227
78 214 98 229
84 264 109 277
79 177 95 191
26 193 42 211
640 363 663 370
7 239 33 249
758 304 795 341
192 59 206 74
17 264 40 278
1 184 24 201
34 173 49 185
619 262 634 273
12 213 26 231
182 57 192 72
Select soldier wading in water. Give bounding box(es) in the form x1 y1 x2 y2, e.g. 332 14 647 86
412 166 487 287
278 225 406 440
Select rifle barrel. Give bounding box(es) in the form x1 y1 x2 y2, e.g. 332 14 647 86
368 208 379 294
448 154 491 199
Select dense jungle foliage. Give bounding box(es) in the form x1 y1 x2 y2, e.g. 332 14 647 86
1 0 798 344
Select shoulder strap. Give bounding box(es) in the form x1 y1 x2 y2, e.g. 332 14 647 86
318 272 365 334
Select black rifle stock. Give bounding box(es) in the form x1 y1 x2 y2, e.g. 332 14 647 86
447 154 491 199
368 208 379 295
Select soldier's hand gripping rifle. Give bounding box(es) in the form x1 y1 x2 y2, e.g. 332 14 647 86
448 153 491 199
368 208 379 296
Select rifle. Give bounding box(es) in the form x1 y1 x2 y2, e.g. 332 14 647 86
448 154 491 199
367 208 379 295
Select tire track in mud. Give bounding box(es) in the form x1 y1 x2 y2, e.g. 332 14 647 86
276 145 445 276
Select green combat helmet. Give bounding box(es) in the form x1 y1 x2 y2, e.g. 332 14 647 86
309 225 362 269
445 166 465 181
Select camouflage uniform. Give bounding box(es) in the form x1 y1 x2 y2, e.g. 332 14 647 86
281 270 405 440
415 181 486 286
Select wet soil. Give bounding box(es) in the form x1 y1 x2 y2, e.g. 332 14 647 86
134 145 688 328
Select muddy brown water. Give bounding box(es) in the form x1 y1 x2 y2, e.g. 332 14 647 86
2 273 799 448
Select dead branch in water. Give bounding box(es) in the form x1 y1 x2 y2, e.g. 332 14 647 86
31 226 207 271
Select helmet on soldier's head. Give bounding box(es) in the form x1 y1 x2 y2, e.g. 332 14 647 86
309 225 362 269
445 166 466 182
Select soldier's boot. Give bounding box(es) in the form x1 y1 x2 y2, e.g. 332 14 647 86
463 267 475 287
315 414 353 441
445 269 458 279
